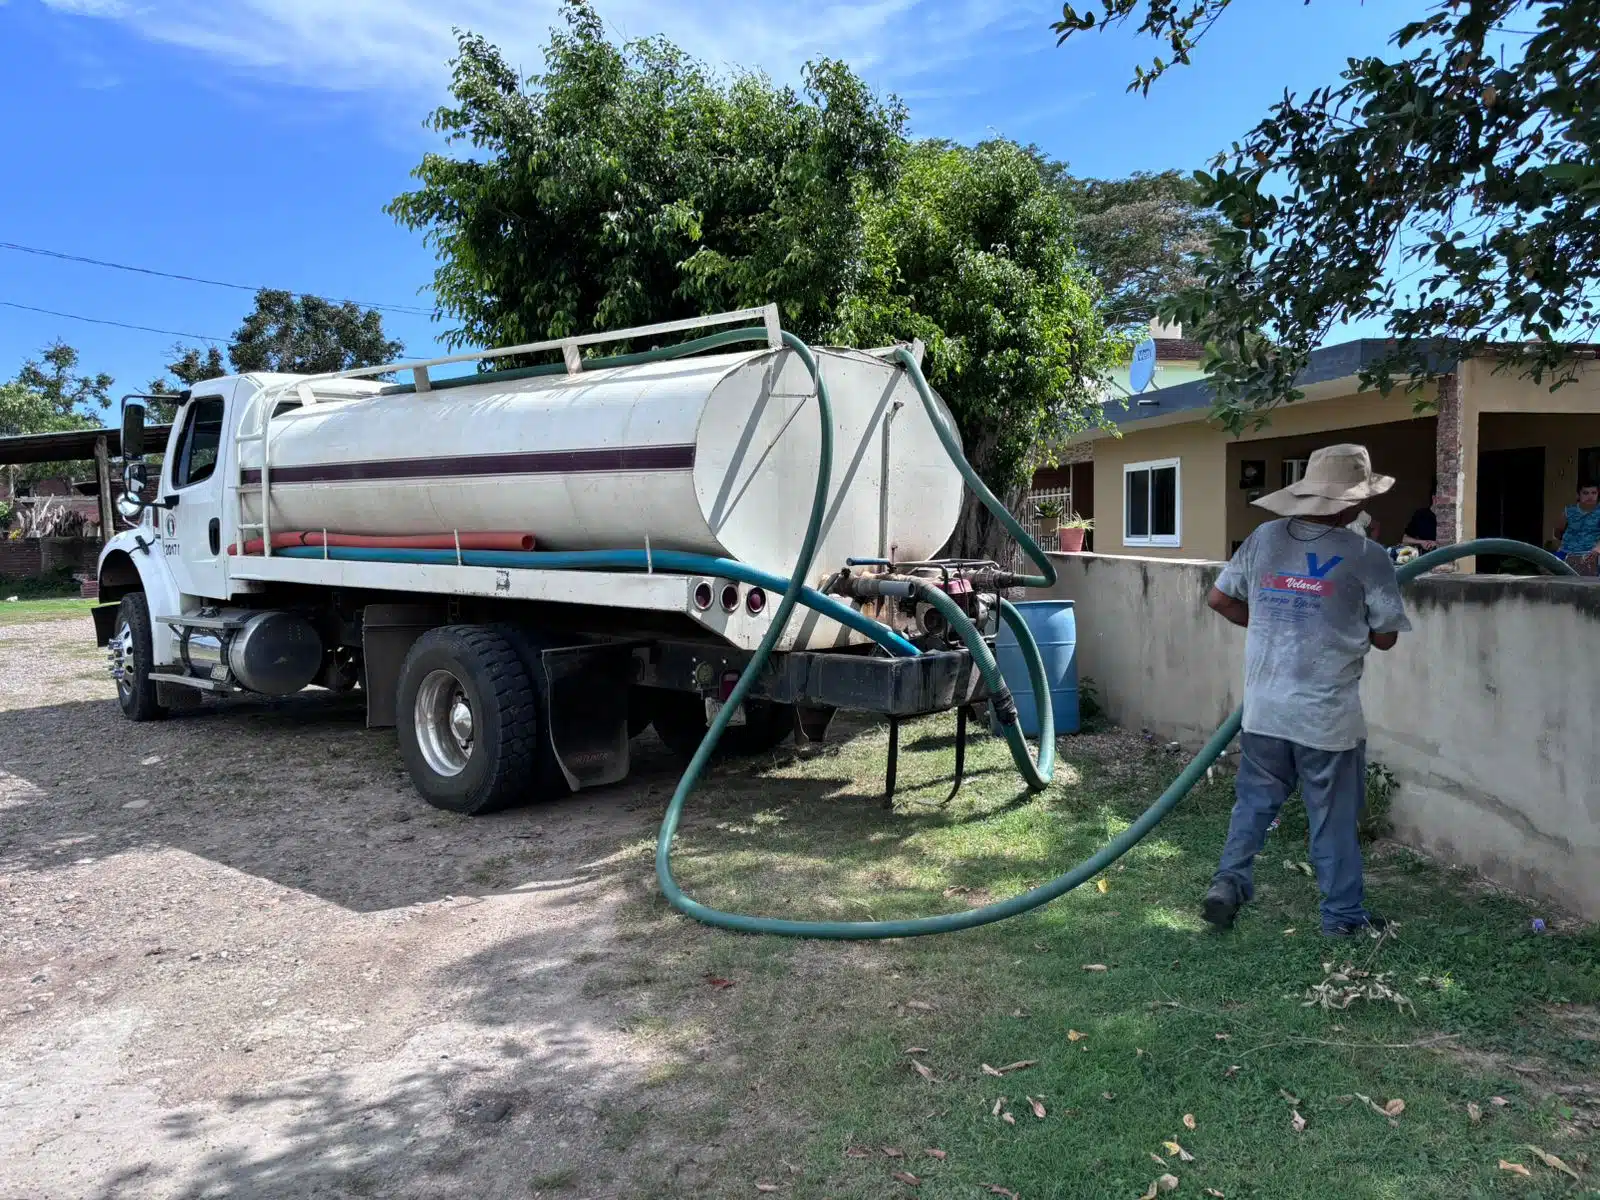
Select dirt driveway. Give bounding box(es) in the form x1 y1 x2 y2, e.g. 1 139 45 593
0 614 698 1199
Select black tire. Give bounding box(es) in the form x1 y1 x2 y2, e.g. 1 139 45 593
491 624 576 802
112 592 166 722
648 690 794 760
396 625 538 815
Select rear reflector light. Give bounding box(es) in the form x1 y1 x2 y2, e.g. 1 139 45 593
693 581 714 610
745 587 767 615
720 583 741 613
719 671 740 702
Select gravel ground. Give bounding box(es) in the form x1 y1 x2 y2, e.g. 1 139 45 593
0 614 708 1199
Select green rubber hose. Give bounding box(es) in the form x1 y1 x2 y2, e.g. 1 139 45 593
652 332 1575 939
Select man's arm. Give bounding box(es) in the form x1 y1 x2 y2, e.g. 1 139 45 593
1364 549 1412 653
1208 586 1249 628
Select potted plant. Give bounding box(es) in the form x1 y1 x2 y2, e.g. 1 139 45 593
1034 498 1066 541
1058 512 1093 553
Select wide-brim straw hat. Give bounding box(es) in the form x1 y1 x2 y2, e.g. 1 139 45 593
1252 443 1395 518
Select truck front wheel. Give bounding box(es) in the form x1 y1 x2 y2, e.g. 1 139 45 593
396 626 538 815
110 592 167 722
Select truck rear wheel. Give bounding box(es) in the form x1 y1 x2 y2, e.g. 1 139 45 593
649 691 794 760
396 625 538 815
110 592 166 722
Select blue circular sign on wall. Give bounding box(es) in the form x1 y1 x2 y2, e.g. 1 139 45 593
1129 338 1158 393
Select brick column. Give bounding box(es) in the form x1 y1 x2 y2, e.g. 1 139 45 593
1433 372 1463 552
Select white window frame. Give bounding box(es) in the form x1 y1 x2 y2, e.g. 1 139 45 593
1123 457 1182 548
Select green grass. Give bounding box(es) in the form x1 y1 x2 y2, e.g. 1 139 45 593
0 595 94 626
598 715 1599 1198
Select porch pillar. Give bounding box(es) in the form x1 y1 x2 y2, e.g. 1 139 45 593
93 435 114 545
1432 372 1469 571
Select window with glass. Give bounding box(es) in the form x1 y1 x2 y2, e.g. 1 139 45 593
171 396 226 490
1123 458 1180 547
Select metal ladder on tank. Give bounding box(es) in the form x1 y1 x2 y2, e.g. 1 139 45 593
229 306 784 559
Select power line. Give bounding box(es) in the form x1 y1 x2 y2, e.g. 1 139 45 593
0 240 436 317
0 299 226 343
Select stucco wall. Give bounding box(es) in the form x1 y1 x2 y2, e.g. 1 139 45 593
1090 422 1228 561
1037 552 1600 920
1093 385 1444 561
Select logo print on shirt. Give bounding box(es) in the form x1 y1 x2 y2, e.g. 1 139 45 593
1261 552 1344 597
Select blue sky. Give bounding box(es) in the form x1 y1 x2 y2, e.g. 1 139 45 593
0 0 1418 406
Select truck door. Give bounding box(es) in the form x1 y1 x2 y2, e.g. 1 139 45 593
159 385 232 600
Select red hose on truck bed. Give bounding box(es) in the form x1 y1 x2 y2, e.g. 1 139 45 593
228 531 537 555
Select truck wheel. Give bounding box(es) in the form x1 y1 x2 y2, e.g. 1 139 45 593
649 691 794 760
491 625 575 802
110 592 167 722
396 626 537 815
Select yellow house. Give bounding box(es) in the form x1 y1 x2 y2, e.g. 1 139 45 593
1065 338 1600 570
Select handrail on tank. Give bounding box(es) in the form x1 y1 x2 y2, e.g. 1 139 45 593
231 305 787 560
320 304 781 392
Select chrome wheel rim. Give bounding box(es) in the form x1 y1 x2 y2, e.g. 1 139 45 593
108 619 135 699
415 669 474 777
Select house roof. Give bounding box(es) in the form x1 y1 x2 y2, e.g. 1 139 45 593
1153 337 1205 361
1100 337 1452 431
0 424 174 466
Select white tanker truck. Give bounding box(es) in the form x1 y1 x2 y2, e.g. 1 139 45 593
92 307 1023 814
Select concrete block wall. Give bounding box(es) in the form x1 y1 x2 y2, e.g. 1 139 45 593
1037 552 1600 921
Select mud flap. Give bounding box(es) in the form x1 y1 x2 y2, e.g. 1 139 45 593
536 643 633 791
91 602 120 647
361 603 447 728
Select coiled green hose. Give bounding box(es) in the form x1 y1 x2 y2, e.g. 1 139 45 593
294 325 1577 939
652 336 1576 938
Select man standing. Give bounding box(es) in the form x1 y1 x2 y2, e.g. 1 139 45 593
1202 444 1411 936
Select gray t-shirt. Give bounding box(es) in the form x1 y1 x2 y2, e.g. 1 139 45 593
1215 518 1411 752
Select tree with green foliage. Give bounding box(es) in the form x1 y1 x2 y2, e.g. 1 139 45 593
227 289 403 376
835 139 1119 557
2 343 113 486
14 342 111 423
391 1 1120 561
388 2 905 349
1051 168 1219 329
145 345 228 423
1055 0 1600 431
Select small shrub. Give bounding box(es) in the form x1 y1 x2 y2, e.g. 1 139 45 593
1362 761 1397 841
1078 674 1102 720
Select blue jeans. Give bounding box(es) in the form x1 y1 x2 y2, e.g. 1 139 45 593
1213 733 1369 932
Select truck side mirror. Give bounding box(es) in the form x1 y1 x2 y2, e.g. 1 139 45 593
121 400 147 460
115 462 150 522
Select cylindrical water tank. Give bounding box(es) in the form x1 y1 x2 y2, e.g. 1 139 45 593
238 347 964 580
995 600 1079 737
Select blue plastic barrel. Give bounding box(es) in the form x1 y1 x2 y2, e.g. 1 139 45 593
994 600 1079 737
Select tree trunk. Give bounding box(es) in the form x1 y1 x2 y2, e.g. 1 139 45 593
937 429 1028 570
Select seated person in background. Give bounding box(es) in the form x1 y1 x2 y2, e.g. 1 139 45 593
1556 481 1600 576
1402 479 1440 550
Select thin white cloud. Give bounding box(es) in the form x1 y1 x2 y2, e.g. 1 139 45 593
41 0 130 13
36 0 1032 101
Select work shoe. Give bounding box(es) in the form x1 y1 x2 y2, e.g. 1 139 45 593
1201 880 1242 930
1323 915 1390 938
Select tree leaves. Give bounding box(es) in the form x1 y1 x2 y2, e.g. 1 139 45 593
1057 0 1600 432
227 290 402 376
388 2 906 356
